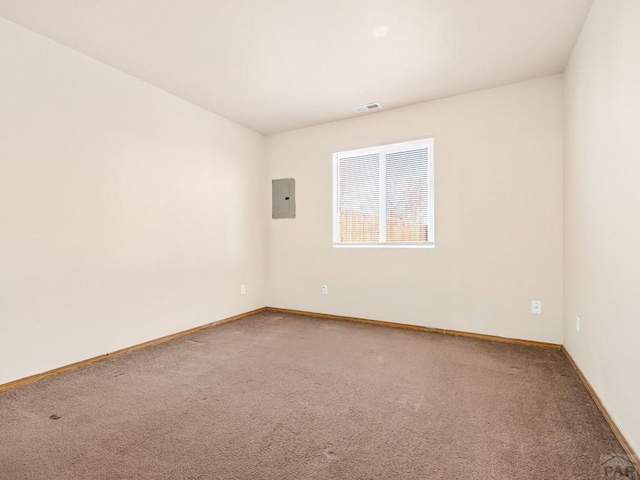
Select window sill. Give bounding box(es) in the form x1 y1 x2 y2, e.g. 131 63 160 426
333 242 434 249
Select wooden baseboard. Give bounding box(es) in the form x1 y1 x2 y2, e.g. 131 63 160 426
3 305 635 471
265 307 561 349
0 307 266 394
561 346 640 473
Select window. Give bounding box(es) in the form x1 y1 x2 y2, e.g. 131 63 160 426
333 138 434 247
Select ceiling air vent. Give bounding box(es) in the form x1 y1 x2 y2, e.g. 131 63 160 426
353 103 381 113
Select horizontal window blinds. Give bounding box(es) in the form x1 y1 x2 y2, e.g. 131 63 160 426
334 138 433 246
338 153 380 243
386 147 429 243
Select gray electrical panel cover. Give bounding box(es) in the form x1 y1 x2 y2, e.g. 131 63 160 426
272 178 296 219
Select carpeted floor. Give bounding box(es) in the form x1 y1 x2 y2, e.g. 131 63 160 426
0 312 631 479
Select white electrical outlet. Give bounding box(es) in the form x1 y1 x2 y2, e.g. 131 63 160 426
322 285 328 295
576 316 580 332
531 300 542 314
240 285 246 295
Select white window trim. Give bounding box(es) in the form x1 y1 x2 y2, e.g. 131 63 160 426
333 138 435 248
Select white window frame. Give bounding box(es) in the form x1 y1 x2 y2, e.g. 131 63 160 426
333 137 435 248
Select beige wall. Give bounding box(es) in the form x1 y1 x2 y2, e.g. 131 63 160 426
564 0 640 456
0 19 266 385
266 76 564 344
3 4 636 455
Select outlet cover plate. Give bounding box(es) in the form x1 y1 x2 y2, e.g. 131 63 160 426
531 300 542 314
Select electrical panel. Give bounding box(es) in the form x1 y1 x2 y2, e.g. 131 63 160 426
272 178 296 219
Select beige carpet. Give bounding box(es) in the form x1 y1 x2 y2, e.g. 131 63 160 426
0 312 631 479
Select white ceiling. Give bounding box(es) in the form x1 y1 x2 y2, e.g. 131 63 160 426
0 0 593 134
